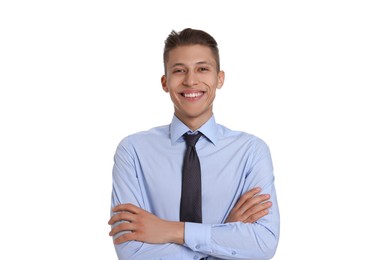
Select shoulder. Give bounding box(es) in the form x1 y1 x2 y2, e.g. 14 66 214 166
217 123 271 159
218 123 269 145
117 124 169 148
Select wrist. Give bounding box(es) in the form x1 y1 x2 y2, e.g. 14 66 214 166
167 221 185 244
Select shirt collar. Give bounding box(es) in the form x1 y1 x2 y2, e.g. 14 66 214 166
170 115 218 146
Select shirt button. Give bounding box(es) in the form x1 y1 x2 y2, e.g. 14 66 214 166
193 256 198 260
195 245 200 249
232 250 237 255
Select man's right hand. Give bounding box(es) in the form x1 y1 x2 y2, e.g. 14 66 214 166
225 187 272 224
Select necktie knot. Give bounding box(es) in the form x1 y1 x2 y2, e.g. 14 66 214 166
184 132 202 147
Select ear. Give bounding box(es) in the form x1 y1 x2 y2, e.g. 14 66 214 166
161 75 169 93
217 70 225 89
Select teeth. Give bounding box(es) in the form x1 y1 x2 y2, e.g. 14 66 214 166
184 92 202 98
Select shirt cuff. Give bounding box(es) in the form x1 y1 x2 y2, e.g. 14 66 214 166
184 222 212 253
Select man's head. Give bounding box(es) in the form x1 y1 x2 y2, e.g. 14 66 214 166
161 28 225 130
163 28 220 74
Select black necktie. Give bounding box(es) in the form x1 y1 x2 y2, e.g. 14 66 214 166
180 132 202 223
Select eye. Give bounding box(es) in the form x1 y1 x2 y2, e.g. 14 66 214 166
173 68 185 73
199 67 209 72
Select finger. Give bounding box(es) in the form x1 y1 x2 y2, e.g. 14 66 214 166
114 231 137 244
244 201 272 217
109 221 136 237
234 187 261 209
112 203 141 213
242 201 272 222
242 209 269 223
256 193 271 203
240 194 270 214
108 211 136 225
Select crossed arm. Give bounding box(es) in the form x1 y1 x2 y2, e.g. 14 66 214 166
109 139 279 259
108 187 272 245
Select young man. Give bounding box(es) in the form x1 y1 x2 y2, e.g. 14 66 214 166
108 28 280 259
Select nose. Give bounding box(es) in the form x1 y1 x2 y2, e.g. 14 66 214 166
183 71 198 87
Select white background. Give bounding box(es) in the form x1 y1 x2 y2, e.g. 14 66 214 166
1 0 389 259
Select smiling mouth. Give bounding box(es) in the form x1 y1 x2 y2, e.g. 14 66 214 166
181 92 204 98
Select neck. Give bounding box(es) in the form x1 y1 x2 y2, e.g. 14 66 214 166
175 113 212 131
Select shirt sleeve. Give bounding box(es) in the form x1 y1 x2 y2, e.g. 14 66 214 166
183 140 280 260
111 139 191 260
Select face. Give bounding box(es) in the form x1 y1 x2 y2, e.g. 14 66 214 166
161 44 225 128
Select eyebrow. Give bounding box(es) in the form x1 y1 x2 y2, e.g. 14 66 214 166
170 61 213 69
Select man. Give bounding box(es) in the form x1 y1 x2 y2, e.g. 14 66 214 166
108 28 280 259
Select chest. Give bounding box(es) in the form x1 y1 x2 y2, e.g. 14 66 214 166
134 141 252 223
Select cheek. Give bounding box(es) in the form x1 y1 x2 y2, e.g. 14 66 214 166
166 77 182 88
201 74 219 86
205 79 219 91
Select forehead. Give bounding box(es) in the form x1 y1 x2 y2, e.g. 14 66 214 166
166 44 216 66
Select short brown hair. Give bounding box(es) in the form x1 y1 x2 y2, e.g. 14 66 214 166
163 28 220 74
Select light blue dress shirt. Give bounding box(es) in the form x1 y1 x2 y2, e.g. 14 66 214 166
111 115 280 260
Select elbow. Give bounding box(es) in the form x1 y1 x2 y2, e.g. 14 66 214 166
263 240 278 260
254 228 279 260
114 241 143 260
258 237 278 260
